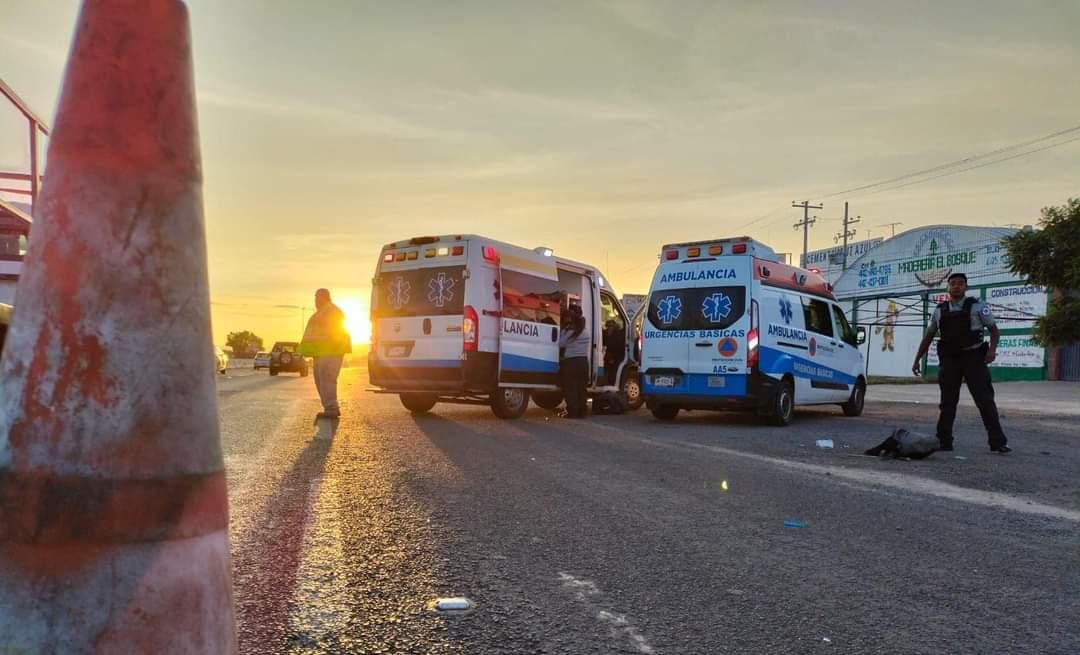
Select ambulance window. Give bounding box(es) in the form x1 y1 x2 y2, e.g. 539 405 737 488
600 293 624 330
373 265 466 318
502 270 562 325
832 304 857 346
801 297 834 337
647 286 746 331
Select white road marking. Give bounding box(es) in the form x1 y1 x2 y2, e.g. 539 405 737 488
640 434 1080 523
558 572 657 654
559 419 1080 523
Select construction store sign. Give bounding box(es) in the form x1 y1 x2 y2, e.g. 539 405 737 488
833 225 1020 298
927 335 1045 369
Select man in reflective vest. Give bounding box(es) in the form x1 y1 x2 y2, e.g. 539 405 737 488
912 273 1010 453
300 288 352 418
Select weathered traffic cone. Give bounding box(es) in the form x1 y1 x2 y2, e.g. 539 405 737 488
0 1 237 652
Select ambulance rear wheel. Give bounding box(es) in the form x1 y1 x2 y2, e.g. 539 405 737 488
532 391 564 410
400 393 437 414
842 380 865 417
768 379 795 426
650 404 679 421
492 388 530 419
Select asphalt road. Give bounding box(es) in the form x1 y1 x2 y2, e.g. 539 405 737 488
219 367 1080 655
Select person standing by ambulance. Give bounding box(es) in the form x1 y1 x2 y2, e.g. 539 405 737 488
911 273 1010 453
559 304 590 418
300 288 352 419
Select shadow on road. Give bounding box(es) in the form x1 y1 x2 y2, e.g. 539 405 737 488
231 430 334 654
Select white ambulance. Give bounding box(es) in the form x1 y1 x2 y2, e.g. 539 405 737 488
368 235 640 418
640 236 866 425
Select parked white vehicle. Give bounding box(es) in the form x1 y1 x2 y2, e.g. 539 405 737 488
640 236 866 425
368 235 638 418
253 351 271 370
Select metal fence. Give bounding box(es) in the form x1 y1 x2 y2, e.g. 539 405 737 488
1060 343 1080 381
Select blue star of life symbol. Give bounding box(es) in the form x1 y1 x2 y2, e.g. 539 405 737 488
387 277 411 309
427 272 457 308
779 297 794 324
657 295 682 324
702 292 733 323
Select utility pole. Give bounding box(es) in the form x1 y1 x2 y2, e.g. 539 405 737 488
880 222 903 238
833 201 860 270
792 200 822 266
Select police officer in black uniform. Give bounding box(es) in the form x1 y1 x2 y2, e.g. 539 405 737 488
912 272 1011 453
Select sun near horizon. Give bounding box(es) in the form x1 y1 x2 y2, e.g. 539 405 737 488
336 297 371 345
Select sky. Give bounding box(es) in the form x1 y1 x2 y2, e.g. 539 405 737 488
2 0 1079 346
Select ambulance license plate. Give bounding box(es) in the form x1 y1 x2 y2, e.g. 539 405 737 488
388 345 407 357
707 376 726 388
653 375 676 387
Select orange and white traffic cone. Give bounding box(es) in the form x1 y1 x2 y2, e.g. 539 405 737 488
0 1 237 652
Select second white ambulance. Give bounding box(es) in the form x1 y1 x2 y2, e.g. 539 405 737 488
640 236 866 425
368 235 639 419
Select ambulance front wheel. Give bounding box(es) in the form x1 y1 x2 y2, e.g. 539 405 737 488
766 379 795 426
842 380 866 417
492 387 530 419
400 393 437 414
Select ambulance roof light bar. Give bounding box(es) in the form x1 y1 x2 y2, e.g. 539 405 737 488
661 236 779 262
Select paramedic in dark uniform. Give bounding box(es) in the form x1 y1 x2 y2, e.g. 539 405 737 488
911 273 1010 453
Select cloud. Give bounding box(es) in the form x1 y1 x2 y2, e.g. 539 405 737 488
198 86 461 141
0 30 67 66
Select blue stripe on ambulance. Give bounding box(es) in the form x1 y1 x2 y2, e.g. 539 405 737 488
758 346 857 385
376 358 461 368
642 374 748 396
500 353 560 373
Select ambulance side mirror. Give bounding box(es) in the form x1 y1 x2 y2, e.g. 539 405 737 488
856 326 867 345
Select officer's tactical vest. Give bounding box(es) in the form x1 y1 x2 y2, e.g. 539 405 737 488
936 297 983 358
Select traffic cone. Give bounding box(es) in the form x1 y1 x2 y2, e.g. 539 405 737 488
0 1 237 652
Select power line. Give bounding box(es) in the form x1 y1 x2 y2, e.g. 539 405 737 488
820 123 1080 199
856 133 1080 197
739 123 1080 235
792 200 822 265
879 222 903 238
833 201 861 270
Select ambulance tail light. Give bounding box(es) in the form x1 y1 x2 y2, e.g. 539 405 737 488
732 243 748 254
747 298 760 369
665 250 679 260
463 305 479 351
482 246 500 262
747 328 760 369
383 252 394 262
